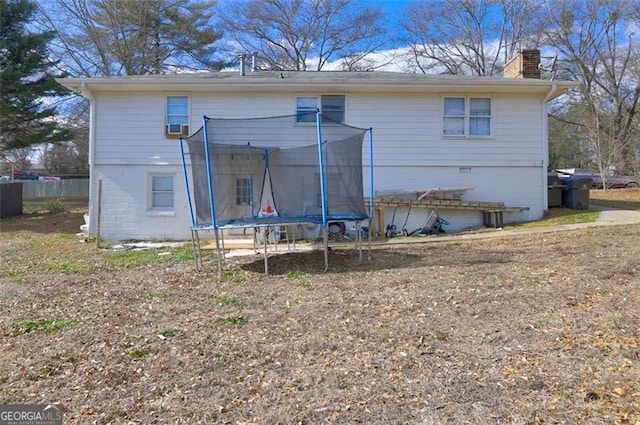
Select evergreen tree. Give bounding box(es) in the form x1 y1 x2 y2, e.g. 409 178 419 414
0 0 72 153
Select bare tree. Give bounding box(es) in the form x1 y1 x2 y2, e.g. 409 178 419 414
541 0 640 184
35 0 223 172
398 0 542 76
548 107 593 170
216 0 386 71
42 142 88 174
2 148 34 175
41 100 90 175
37 0 223 76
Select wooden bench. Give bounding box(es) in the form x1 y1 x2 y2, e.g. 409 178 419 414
371 198 529 229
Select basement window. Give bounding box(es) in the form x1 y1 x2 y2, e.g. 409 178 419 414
149 174 174 211
236 177 251 206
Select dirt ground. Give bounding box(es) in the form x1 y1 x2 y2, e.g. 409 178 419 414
1 192 639 424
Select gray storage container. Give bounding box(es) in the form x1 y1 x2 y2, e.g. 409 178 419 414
562 177 591 210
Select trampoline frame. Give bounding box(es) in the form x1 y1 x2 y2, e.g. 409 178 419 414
179 110 374 275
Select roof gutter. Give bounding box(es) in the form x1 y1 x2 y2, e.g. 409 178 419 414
58 74 577 95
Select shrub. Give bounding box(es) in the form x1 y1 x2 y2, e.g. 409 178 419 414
45 198 67 213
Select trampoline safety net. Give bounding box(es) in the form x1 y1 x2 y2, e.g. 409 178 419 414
181 112 371 229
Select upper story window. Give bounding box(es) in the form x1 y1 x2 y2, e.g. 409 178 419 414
443 96 492 137
150 174 174 210
296 95 345 124
165 95 189 138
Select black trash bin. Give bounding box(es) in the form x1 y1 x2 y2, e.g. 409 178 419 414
547 173 565 208
561 177 591 210
0 181 24 218
548 185 565 208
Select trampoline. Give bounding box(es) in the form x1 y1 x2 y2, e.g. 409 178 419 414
179 111 374 275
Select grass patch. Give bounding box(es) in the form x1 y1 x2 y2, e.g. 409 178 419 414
128 348 149 360
158 328 182 338
42 258 102 275
589 188 640 210
2 240 193 284
107 249 174 268
213 315 247 325
590 198 640 210
286 270 308 279
220 267 247 284
505 208 599 229
202 334 217 345
152 292 178 302
3 240 194 283
211 296 241 307
105 244 192 268
170 249 194 262
40 351 82 375
8 318 76 336
22 197 88 214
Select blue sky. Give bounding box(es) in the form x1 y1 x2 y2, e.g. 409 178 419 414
364 0 414 22
361 0 416 48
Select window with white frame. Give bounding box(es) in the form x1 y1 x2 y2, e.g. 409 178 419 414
443 96 492 137
150 174 174 210
165 95 189 138
236 177 251 206
296 95 345 124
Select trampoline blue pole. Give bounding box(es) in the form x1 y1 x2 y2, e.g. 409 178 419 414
248 142 255 218
316 110 328 227
369 127 374 224
202 115 218 229
316 109 330 272
368 127 374 259
179 137 196 227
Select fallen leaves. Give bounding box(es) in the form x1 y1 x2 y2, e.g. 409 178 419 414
2 215 640 423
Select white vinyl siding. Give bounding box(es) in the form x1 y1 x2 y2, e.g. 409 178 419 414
94 92 540 168
343 92 541 168
89 87 549 241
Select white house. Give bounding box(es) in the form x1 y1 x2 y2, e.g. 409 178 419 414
58 51 577 241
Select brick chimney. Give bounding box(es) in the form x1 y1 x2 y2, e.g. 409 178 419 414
503 50 541 79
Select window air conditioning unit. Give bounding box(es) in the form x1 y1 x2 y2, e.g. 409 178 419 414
166 123 189 136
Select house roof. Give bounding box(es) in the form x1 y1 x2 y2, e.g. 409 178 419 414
58 70 578 99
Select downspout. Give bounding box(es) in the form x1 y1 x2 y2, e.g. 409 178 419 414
80 82 97 236
542 83 557 212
